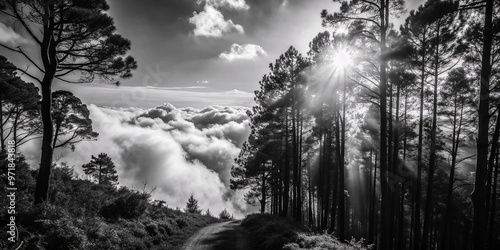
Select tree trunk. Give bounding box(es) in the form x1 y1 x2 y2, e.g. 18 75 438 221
414 27 427 250
471 0 493 249
297 116 303 223
0 98 4 152
421 21 440 250
388 68 394 250
488 148 498 249
308 159 313 228
12 104 19 150
398 182 405 250
34 79 55 204
394 82 402 250
442 94 459 250
34 3 58 205
337 72 346 241
261 170 266 213
329 131 336 232
283 111 290 217
378 1 392 249
485 100 500 233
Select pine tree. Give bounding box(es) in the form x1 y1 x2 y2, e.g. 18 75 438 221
219 208 231 219
184 194 202 214
205 209 212 217
0 0 137 204
51 91 98 150
82 153 119 186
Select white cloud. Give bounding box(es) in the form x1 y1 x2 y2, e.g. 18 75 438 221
41 104 254 217
198 0 250 10
0 22 28 45
219 43 267 61
189 5 244 37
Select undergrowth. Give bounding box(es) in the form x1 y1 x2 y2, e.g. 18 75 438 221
0 154 218 250
241 213 370 250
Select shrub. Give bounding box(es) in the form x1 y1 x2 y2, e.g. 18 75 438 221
283 233 371 250
101 190 149 220
158 220 175 236
40 219 88 250
145 222 159 236
176 218 188 228
241 213 309 250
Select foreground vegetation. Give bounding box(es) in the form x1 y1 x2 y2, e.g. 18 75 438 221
241 214 369 250
0 153 218 250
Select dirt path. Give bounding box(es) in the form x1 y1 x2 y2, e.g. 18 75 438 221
181 220 254 250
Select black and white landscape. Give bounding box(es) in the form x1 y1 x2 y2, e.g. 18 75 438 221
1 0 499 249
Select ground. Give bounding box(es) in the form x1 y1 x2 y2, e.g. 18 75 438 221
181 220 254 250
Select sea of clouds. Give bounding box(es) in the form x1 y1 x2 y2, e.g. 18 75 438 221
23 103 253 217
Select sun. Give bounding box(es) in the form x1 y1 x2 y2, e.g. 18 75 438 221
332 48 352 69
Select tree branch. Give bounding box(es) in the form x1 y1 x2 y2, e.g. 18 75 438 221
8 2 42 45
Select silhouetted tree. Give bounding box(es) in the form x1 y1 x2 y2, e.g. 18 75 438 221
82 153 118 186
51 90 98 150
439 67 475 250
322 0 405 247
0 56 41 151
0 0 137 204
184 194 202 214
219 208 231 219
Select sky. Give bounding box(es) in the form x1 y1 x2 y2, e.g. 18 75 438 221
0 0 426 108
103 0 333 93
1 0 426 216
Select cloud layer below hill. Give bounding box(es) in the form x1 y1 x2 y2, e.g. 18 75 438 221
31 103 253 217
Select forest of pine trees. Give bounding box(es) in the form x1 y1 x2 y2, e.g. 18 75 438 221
231 0 499 249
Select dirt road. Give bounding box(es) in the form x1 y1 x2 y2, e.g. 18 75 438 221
181 220 254 250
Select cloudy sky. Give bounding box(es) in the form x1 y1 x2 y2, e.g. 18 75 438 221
103 0 332 94
0 0 426 108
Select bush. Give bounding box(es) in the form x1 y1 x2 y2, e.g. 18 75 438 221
40 219 88 250
101 190 149 220
241 213 308 250
283 233 371 250
176 218 188 228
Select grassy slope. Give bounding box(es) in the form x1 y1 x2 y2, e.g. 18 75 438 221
241 214 371 250
0 155 219 250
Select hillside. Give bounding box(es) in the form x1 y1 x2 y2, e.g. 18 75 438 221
0 153 219 250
